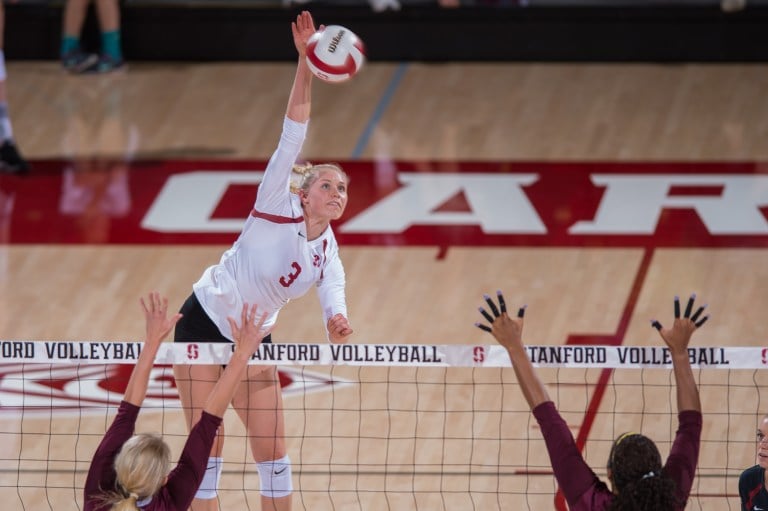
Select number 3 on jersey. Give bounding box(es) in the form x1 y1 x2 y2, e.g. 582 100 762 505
279 262 302 288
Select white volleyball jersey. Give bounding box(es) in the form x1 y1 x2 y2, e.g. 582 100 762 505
193 117 347 340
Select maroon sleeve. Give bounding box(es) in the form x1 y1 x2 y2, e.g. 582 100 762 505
158 411 223 510
83 401 140 511
663 410 702 507
532 401 611 508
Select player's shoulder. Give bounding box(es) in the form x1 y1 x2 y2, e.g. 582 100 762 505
740 464 764 483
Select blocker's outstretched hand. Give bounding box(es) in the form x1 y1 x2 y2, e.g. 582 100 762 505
475 291 526 353
203 303 272 419
140 291 183 351
227 303 272 360
650 293 706 413
474 290 549 409
651 293 708 356
125 291 182 406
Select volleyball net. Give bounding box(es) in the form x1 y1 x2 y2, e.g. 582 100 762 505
1 341 764 510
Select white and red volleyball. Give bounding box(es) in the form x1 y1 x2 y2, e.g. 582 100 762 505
306 25 366 83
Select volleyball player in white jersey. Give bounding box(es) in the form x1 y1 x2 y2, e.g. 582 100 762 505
172 11 352 511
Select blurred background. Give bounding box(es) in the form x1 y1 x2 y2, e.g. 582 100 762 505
4 0 767 63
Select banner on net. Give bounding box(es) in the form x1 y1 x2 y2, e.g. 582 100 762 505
0 340 765 369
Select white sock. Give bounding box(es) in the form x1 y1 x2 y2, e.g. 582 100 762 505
0 104 13 142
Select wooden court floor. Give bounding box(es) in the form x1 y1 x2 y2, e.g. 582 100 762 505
1 61 768 510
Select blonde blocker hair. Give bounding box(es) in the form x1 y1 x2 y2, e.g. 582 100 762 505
290 162 349 195
93 433 171 511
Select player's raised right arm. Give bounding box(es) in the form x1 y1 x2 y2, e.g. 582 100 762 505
255 11 313 212
287 11 316 123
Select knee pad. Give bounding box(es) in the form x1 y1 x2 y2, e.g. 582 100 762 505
256 455 293 498
195 456 223 499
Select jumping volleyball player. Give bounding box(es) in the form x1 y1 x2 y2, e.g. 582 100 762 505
476 292 707 510
172 10 353 511
84 292 271 511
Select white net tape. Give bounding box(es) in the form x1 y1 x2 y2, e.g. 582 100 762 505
0 340 759 368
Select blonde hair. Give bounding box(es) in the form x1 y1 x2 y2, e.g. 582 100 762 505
290 162 348 196
93 433 171 511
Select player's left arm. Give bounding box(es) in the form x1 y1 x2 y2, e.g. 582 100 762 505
316 251 352 343
475 291 598 505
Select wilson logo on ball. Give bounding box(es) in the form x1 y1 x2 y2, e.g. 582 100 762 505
306 25 366 83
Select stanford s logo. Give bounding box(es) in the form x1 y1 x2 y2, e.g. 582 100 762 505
473 346 485 363
187 344 199 360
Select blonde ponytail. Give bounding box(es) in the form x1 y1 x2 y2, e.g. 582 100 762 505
90 488 140 511
110 494 141 511
290 162 315 194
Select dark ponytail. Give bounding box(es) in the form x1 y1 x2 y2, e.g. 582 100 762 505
606 434 679 511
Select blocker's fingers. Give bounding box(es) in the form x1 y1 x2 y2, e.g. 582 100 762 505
517 305 527 319
478 307 495 324
651 320 662 331
674 296 680 319
247 303 258 323
256 312 268 329
690 305 707 323
227 316 238 334
474 322 492 333
496 290 507 314
684 293 695 319
484 294 500 317
695 315 709 328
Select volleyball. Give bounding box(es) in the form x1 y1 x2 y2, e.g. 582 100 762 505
305 25 366 83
